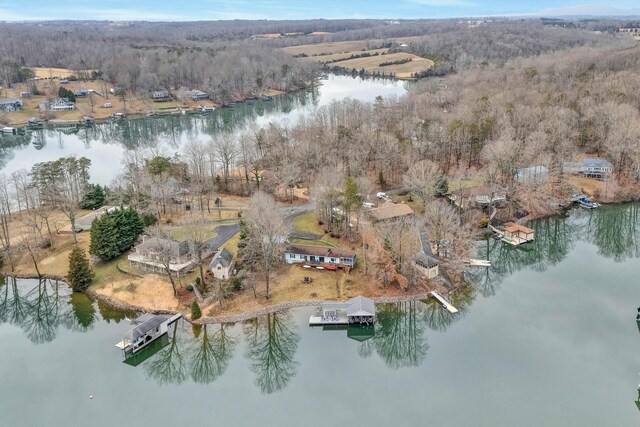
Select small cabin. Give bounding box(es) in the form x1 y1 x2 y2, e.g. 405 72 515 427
187 89 209 100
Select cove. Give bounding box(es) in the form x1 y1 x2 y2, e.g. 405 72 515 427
1 203 640 426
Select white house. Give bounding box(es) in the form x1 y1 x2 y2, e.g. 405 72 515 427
39 98 74 111
285 244 356 268
209 248 235 280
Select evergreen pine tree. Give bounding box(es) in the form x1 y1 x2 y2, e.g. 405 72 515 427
67 246 94 291
89 212 120 260
191 301 202 320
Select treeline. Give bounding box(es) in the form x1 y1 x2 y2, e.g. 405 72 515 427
0 22 319 102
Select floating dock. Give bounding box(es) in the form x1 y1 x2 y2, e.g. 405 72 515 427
467 258 491 267
430 291 459 313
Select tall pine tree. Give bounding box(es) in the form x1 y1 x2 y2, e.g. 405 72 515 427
90 207 145 261
67 246 93 291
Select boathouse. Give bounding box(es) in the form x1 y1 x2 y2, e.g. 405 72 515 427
310 296 376 326
285 244 356 267
115 313 182 355
502 222 535 244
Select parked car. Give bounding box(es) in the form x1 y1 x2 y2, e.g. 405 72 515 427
362 202 375 208
103 103 112 108
376 192 387 199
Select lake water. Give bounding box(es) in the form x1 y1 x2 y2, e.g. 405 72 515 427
0 75 408 185
2 204 640 426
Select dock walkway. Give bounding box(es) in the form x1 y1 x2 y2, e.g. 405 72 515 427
430 291 459 313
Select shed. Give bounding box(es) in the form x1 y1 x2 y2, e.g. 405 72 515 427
414 251 440 279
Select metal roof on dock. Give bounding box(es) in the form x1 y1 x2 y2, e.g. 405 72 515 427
125 314 170 340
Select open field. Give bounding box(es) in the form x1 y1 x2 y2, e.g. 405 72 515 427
330 52 434 78
283 40 377 56
309 48 390 63
32 67 96 79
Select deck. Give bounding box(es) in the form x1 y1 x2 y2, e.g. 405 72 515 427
430 291 459 313
309 314 349 326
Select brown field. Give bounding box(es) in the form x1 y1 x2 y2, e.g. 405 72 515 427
330 52 434 79
310 48 390 63
283 40 378 56
31 67 96 79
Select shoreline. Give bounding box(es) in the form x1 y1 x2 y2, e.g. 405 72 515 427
1 83 315 128
1 271 451 324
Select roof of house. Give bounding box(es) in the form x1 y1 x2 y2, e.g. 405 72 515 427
187 89 208 96
125 314 170 340
286 244 356 259
209 248 235 269
503 222 534 234
451 184 506 197
0 98 21 105
136 236 190 258
367 203 414 221
415 251 439 269
581 158 612 168
346 296 375 317
515 165 548 178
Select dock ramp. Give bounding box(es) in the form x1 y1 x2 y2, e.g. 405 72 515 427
430 291 459 313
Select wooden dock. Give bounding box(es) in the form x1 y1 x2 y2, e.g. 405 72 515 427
309 314 349 326
467 258 491 267
430 291 459 313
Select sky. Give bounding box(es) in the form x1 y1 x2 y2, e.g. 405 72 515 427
0 0 639 21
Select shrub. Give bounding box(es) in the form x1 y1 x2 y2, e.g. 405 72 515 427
191 301 202 320
229 277 243 292
186 284 194 292
141 213 157 227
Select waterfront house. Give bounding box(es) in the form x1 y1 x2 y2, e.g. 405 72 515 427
581 158 613 179
39 98 74 111
186 89 209 100
448 185 507 209
128 236 195 275
285 244 356 268
0 98 22 112
150 89 171 102
515 165 548 184
501 222 535 244
209 248 235 280
366 202 414 223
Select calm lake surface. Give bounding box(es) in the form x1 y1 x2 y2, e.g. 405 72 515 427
2 204 640 426
0 75 408 185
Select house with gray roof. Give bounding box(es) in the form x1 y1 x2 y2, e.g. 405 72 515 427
209 248 235 280
127 236 195 275
0 98 22 112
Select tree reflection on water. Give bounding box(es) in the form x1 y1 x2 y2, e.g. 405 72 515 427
243 311 300 394
0 277 94 343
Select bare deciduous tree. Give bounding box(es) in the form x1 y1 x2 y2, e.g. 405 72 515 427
243 192 289 299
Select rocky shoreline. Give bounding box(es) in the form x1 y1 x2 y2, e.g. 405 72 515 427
1 272 445 324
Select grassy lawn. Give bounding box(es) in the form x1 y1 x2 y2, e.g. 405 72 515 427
393 194 425 214
290 238 335 247
448 175 486 193
92 253 137 288
291 212 323 235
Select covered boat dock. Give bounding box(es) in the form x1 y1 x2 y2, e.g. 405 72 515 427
309 296 376 326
